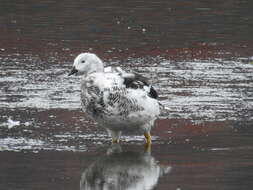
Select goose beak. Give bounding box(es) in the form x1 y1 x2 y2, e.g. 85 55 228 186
68 67 78 76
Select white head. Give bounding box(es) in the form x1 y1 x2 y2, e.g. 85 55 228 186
68 53 104 76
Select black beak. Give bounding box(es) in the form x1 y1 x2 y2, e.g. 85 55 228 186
68 67 78 76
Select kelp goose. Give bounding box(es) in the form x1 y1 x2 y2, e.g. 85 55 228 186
68 53 160 145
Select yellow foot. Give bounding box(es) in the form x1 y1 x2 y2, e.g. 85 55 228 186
112 138 119 144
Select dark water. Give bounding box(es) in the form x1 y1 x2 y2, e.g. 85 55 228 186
1 0 253 189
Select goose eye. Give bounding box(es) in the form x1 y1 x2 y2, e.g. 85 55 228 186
81 60 85 63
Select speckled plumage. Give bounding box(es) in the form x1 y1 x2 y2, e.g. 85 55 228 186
69 53 160 143
81 71 159 130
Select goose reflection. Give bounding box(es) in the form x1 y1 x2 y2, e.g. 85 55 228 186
80 145 171 190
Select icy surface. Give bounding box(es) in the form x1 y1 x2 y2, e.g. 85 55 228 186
1 54 252 121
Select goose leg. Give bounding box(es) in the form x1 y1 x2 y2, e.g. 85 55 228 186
107 129 121 144
144 132 152 144
144 132 151 153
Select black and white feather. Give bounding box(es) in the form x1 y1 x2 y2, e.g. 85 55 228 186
70 53 160 136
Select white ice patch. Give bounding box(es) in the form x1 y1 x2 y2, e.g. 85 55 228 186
0 137 44 152
0 137 88 152
7 118 20 129
0 118 33 129
0 118 21 129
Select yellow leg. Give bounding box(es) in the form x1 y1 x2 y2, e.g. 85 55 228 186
112 138 119 144
144 132 151 153
107 129 121 144
144 132 152 145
